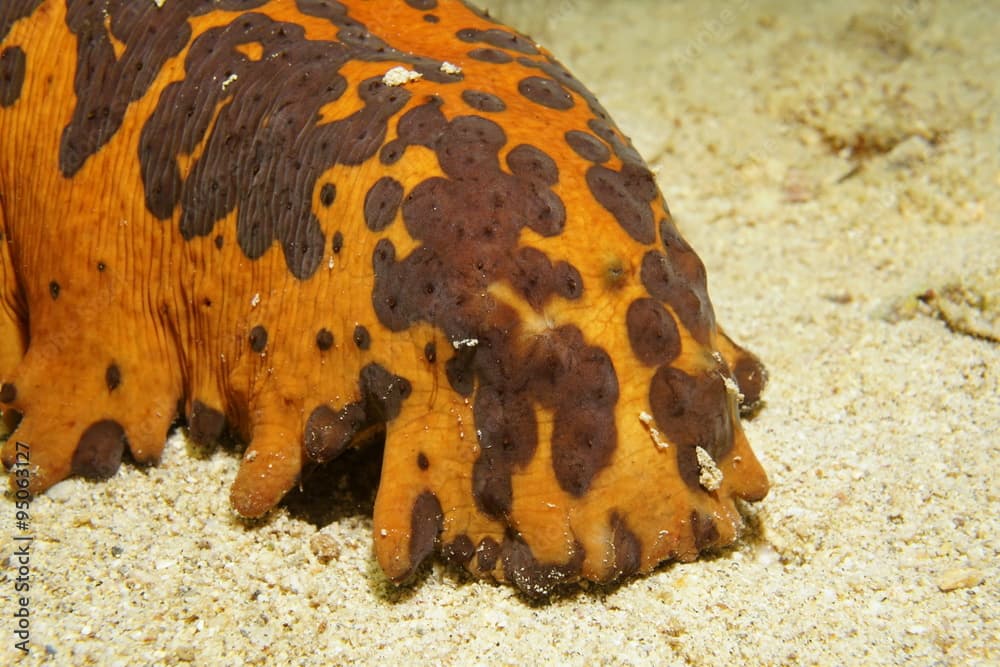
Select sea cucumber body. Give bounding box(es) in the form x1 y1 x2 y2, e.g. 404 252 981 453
0 0 768 594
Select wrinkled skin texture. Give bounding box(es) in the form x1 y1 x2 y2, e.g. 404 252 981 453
0 0 768 595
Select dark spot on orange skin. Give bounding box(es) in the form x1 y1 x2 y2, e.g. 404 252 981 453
319 182 336 207
423 341 436 363
48 281 60 299
0 382 16 403
105 363 122 391
353 324 370 350
315 328 334 351
404 0 437 10
416 452 429 470
249 325 268 353
331 230 343 254
72 420 127 479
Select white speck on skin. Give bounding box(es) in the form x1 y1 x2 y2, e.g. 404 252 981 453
639 411 671 450
452 338 479 349
221 73 238 90
151 0 166 7
250 293 260 308
382 66 423 87
439 61 462 75
723 375 744 403
696 446 723 491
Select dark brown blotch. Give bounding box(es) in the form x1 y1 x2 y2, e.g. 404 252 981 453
502 533 584 597
456 28 539 55
585 164 656 244
518 76 574 111
648 366 734 491
416 452 429 470
640 246 714 345
476 536 500 573
188 400 226 445
626 298 681 366
359 363 411 422
565 129 610 163
442 534 474 566
72 420 127 479
466 48 513 64
0 46 27 107
0 382 16 403
303 403 366 464
610 512 642 580
363 176 404 231
506 143 559 186
733 352 768 413
461 89 507 113
423 341 436 363
48 281 60 300
405 491 443 579
332 230 344 254
404 0 437 9
691 510 721 551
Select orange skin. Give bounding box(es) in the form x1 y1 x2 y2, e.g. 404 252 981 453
0 0 767 594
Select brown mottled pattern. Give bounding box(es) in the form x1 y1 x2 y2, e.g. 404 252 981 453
0 0 769 596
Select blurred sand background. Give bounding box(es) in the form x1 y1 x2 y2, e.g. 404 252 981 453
2 1 998 664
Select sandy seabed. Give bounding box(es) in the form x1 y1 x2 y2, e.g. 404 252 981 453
2 1 998 665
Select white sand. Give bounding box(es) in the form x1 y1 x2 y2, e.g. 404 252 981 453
3 1 997 664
